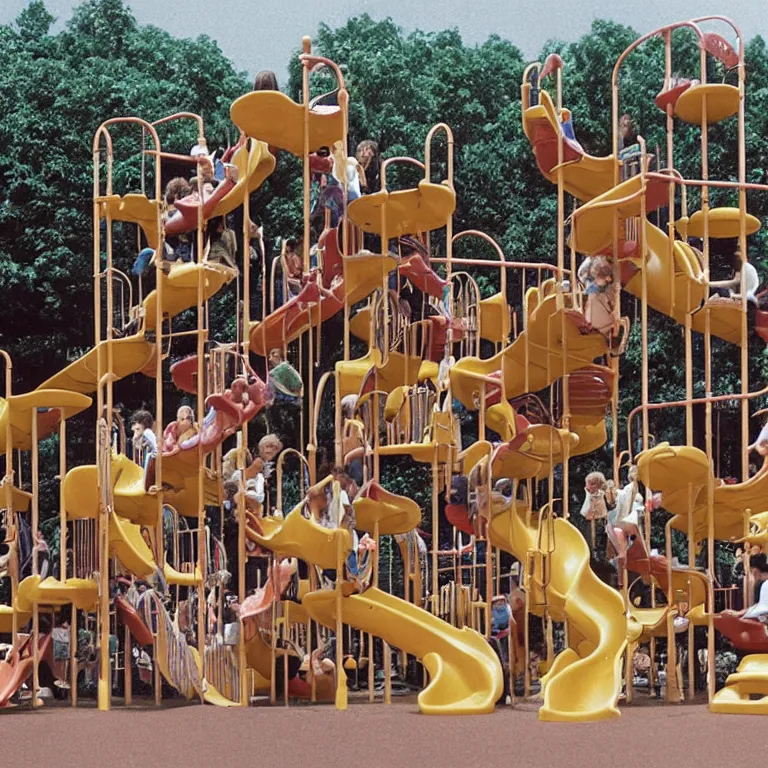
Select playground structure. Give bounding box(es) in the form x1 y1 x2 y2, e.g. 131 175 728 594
3 16 768 721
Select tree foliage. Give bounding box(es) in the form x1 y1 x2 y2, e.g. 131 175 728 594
3 4 768 552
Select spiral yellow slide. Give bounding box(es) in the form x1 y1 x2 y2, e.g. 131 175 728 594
488 500 626 721
303 587 503 715
250 495 503 714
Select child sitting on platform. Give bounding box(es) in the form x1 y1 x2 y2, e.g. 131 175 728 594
161 405 199 452
131 409 157 468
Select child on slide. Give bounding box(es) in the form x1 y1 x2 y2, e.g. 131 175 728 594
606 465 650 586
161 405 199 452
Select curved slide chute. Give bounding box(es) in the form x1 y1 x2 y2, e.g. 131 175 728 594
303 587 502 715
252 498 502 714
488 500 626 721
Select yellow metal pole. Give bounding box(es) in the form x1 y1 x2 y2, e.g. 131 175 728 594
31 410 39 708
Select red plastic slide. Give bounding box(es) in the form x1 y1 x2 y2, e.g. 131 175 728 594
0 633 52 707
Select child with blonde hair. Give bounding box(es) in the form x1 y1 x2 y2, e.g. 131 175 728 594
579 471 615 521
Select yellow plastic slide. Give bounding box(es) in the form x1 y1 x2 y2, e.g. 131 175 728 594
248 504 351 571
637 441 766 543
63 455 157 528
252 490 502 714
521 86 619 202
109 512 201 587
450 292 607 410
336 348 431 400
142 262 236 332
712 654 768 714
0 606 30 634
568 172 741 345
188 646 240 707
37 335 155 395
15 575 98 613
0 390 92 452
303 587 502 715
211 139 276 218
488 500 626 721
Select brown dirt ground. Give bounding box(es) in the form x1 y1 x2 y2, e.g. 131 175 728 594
0 696 745 768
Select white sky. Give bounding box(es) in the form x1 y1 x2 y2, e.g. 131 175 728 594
2 0 765 82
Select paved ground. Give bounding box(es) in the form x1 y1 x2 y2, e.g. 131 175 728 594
1 698 744 768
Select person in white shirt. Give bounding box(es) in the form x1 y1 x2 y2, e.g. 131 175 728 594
708 242 760 305
131 409 157 470
738 560 768 621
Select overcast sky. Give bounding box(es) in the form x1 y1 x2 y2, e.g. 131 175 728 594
2 0 766 82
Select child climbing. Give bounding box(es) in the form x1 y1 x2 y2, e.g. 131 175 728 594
579 471 614 521
607 465 650 586
491 594 512 635
356 140 380 194
283 238 305 300
578 255 629 341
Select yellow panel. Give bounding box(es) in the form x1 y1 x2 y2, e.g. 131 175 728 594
37 334 155 395
0 605 30 633
570 420 607 457
377 442 449 465
101 194 161 250
348 182 455 239
479 292 510 343
231 91 343 157
686 207 761 239
0 481 32 513
712 654 768 714
211 140 276 217
349 307 373 344
16 576 98 613
674 84 739 125
353 483 421 536
417 360 439 381
142 263 235 331
690 299 743 345
0 390 92 452
303 587 502 714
